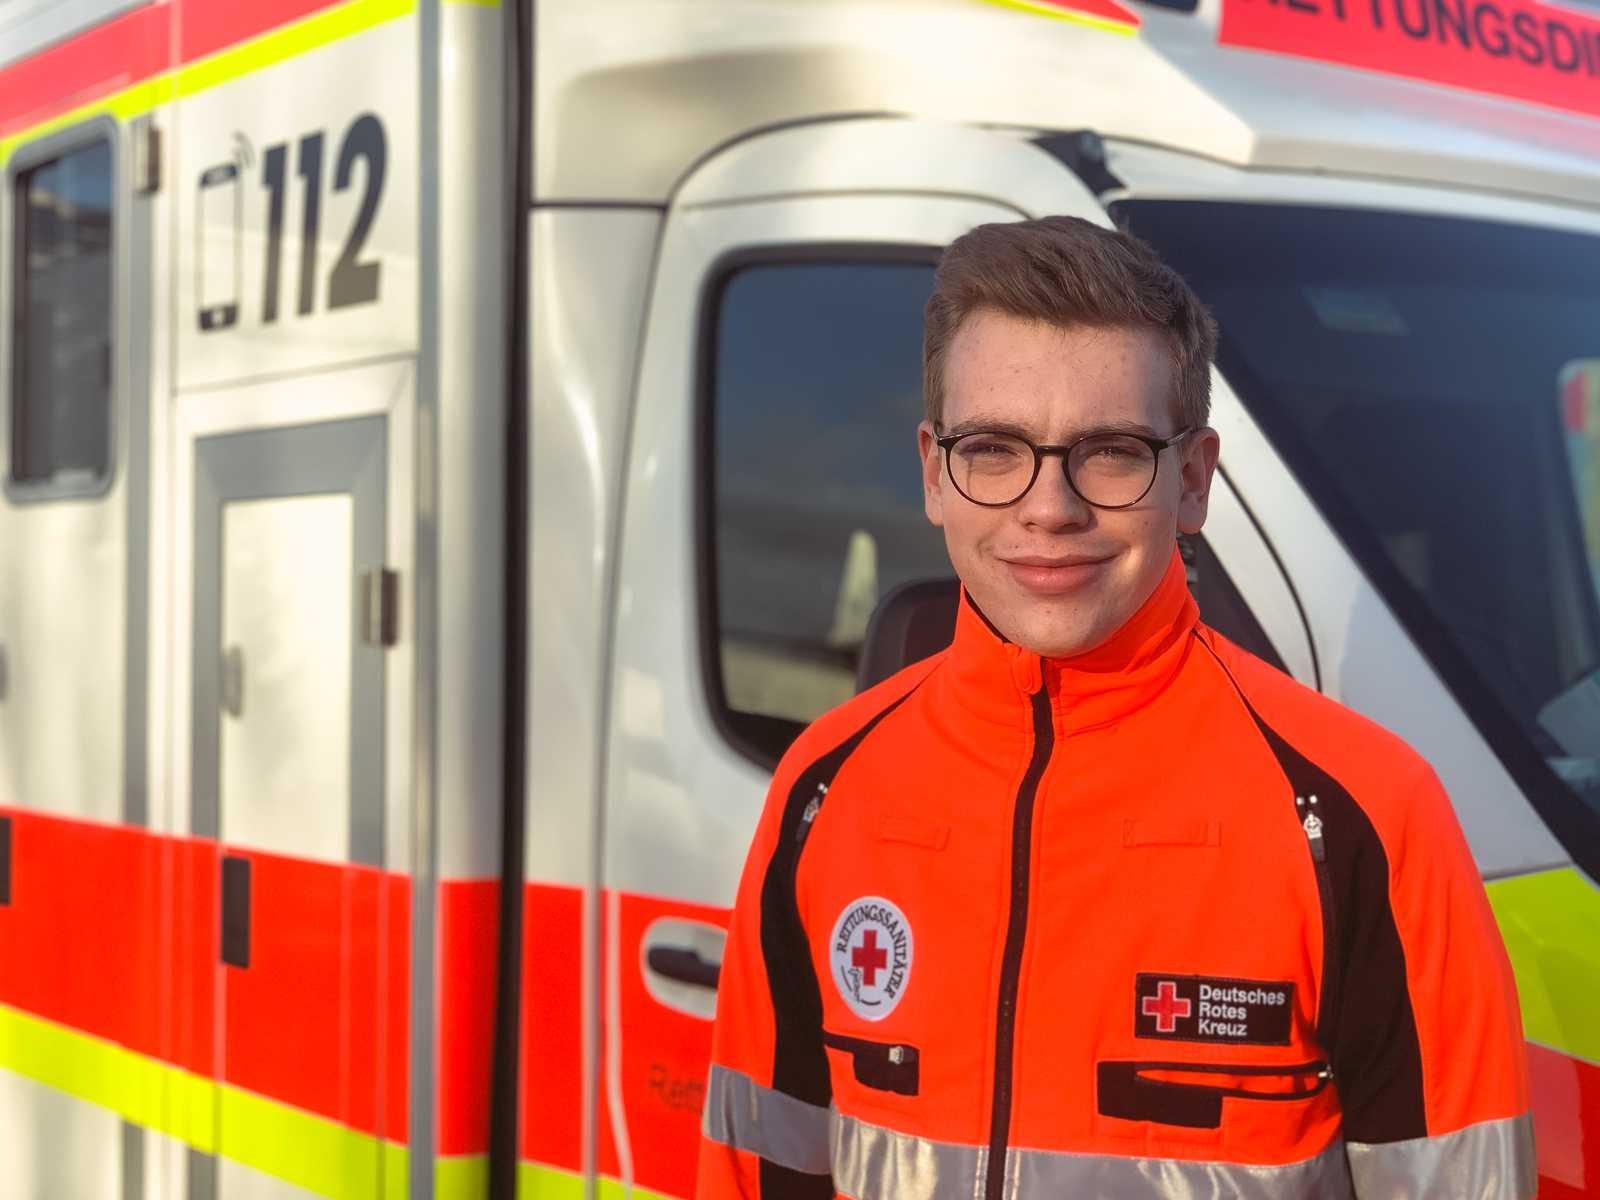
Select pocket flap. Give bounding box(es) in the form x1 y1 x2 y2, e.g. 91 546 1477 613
1122 819 1220 847
876 817 949 850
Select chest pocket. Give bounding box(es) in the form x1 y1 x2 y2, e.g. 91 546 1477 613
1095 1059 1338 1150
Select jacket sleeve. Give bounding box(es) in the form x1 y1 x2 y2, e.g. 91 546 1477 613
1329 758 1535 1200
697 730 844 1200
697 667 931 1199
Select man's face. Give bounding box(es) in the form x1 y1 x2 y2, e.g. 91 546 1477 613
920 310 1220 660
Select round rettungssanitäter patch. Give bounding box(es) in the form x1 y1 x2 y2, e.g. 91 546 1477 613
830 896 913 1021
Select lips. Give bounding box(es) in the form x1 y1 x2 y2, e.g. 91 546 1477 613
1001 553 1115 593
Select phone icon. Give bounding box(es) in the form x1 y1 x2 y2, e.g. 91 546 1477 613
197 162 240 331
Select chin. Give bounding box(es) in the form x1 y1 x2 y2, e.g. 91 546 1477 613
1009 613 1104 660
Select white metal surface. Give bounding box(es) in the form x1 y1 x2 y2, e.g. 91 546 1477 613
173 19 421 393
0 1067 121 1198
535 0 1600 206
524 208 663 892
0 0 146 67
220 493 353 864
1104 138 1600 233
218 1156 325 1200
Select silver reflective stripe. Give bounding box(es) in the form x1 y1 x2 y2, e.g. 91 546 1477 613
832 1111 1354 1200
830 1111 985 1200
1011 1138 1353 1200
1346 1112 1537 1200
700 1062 833 1175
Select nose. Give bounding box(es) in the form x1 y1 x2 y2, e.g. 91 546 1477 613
1015 450 1091 530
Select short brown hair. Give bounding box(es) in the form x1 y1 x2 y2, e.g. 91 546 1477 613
924 216 1218 431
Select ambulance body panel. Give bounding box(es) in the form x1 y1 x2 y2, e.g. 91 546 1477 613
0 0 1596 1196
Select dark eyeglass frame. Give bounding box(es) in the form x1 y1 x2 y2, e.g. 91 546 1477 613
935 427 1195 510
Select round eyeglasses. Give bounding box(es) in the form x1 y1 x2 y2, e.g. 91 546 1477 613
936 428 1194 510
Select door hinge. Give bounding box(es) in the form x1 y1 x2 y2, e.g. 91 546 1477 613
221 646 244 717
132 117 161 195
361 567 399 647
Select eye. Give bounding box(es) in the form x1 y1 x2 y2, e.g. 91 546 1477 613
955 434 1028 463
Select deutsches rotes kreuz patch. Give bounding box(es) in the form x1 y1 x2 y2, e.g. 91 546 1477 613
830 896 913 1021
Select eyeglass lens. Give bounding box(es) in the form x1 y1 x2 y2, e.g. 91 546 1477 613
948 432 1161 508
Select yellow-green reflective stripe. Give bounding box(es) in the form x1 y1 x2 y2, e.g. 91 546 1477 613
518 1162 689 1200
0 75 174 168
386 1141 411 1200
0 1002 410 1200
972 0 1138 35
437 1155 489 1198
219 1084 396 1199
1486 866 1600 1065
0 1001 212 1148
177 0 414 97
519 1161 585 1200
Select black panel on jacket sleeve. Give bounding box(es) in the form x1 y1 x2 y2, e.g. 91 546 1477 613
756 689 916 1193
1249 716 1429 1144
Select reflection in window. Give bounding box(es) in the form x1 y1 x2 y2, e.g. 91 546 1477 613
1121 201 1600 818
711 260 951 764
12 139 113 488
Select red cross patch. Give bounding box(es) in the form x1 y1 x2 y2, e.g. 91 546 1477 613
830 896 914 1022
1134 973 1296 1045
1141 981 1192 1032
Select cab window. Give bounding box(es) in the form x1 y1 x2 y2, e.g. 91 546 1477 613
705 256 951 766
10 137 113 492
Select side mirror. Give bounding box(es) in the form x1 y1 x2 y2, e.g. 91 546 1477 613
856 578 961 694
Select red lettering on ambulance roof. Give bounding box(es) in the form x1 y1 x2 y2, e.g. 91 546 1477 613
1221 0 1600 121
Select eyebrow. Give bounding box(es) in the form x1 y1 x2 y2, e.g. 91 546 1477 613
941 416 1166 443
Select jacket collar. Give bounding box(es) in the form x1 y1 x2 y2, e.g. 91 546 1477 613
942 546 1199 733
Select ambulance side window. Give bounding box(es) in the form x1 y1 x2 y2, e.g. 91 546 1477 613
705 255 951 767
9 136 114 495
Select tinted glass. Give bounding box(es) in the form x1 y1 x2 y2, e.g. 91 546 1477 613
1121 199 1600 834
711 261 950 763
12 139 113 487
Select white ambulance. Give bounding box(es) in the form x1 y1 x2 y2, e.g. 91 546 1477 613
0 0 1596 1195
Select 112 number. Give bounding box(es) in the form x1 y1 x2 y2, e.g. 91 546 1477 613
260 112 387 323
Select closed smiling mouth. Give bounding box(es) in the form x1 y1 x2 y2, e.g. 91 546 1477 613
1003 554 1112 569
1001 553 1115 591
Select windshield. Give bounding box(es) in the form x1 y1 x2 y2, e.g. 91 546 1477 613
1118 200 1600 852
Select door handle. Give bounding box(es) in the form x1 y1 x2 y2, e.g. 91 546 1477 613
221 855 251 967
646 946 721 989
640 917 726 1020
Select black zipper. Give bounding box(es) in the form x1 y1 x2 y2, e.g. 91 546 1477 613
984 673 1054 1200
1294 791 1341 1047
1295 793 1337 946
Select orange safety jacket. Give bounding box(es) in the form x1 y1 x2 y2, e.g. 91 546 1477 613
698 549 1533 1200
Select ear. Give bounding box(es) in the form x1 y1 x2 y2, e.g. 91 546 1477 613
920 420 946 527
1176 427 1221 535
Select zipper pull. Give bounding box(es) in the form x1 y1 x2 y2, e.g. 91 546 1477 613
1296 795 1326 863
796 782 827 841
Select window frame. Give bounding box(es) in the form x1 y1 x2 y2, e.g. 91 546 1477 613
4 115 121 504
695 241 945 770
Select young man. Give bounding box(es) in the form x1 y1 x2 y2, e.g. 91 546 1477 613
697 217 1532 1200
